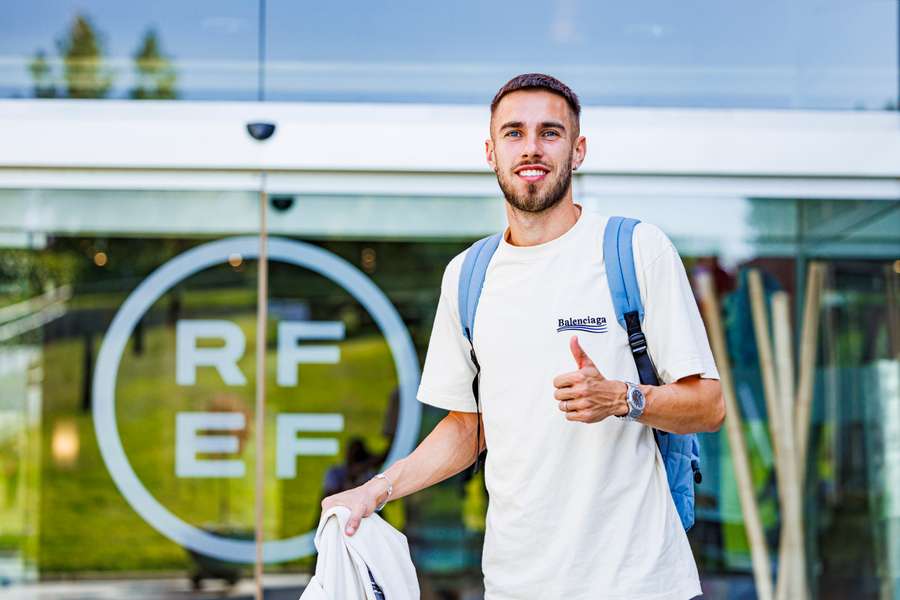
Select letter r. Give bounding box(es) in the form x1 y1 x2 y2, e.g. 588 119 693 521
176 320 247 386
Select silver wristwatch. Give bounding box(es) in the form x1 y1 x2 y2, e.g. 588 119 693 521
619 382 646 421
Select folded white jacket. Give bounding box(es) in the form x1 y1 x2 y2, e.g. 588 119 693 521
299 506 420 600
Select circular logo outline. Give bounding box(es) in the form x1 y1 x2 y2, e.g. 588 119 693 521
93 236 421 563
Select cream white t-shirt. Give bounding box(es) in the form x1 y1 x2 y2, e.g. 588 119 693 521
417 209 719 600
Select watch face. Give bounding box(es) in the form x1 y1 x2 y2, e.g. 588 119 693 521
629 385 645 412
633 387 645 409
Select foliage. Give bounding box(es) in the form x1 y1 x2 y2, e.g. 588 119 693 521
130 28 178 100
27 50 57 98
26 14 180 100
0 250 83 306
56 14 113 99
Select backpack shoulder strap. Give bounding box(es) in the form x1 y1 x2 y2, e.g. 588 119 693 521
457 232 502 477
458 232 503 343
603 216 644 329
603 216 658 387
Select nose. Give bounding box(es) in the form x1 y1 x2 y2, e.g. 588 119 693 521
521 132 542 160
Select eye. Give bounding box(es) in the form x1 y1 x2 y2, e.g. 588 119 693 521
505 130 521 137
543 130 560 138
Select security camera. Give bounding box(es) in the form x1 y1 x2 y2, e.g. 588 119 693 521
246 122 276 141
270 195 295 212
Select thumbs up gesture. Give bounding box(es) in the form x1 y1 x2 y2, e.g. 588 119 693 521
552 336 630 423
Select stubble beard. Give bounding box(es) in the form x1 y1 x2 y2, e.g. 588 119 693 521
496 155 573 214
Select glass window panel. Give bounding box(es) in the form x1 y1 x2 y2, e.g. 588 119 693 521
0 187 267 592
3 1 895 109
1 0 258 100
2 187 899 598
266 0 899 110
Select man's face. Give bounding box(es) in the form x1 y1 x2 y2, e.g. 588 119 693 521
486 90 585 214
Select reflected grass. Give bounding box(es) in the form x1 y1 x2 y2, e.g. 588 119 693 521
38 316 396 573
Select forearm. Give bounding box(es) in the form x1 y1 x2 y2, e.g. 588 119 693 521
377 410 483 502
638 375 724 434
323 410 484 536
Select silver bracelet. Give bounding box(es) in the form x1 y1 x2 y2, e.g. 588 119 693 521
373 473 393 512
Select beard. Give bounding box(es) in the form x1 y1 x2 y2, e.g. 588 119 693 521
496 155 573 214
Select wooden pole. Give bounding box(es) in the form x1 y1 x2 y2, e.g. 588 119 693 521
793 261 825 599
748 270 792 599
253 4 269 595
771 292 806 600
696 272 774 600
254 182 269 600
795 262 824 473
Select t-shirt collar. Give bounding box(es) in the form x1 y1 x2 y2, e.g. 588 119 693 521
497 203 586 260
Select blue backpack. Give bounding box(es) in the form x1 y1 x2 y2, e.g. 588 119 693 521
457 216 701 531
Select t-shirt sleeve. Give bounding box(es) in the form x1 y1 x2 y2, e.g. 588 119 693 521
417 254 479 413
634 223 720 385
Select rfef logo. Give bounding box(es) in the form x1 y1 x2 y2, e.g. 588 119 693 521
92 237 420 564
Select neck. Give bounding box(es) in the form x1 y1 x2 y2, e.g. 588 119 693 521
505 197 581 247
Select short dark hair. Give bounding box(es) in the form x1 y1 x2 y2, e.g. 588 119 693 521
490 73 581 126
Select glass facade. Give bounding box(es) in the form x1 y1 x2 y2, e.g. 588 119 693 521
1 0 897 109
1 1 899 598
0 186 897 597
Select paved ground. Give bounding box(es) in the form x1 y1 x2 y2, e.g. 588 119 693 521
0 573 757 599
1 573 309 600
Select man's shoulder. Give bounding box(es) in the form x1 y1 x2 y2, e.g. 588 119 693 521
582 212 675 263
445 246 469 277
443 231 506 282
437 247 472 298
631 220 677 266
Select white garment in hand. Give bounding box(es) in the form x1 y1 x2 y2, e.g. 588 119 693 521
300 506 420 600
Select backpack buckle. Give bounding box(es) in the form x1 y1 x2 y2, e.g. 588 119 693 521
628 331 647 355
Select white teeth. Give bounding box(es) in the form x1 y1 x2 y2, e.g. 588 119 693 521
519 169 546 177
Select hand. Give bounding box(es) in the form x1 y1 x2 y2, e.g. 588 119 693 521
552 336 629 424
320 477 390 536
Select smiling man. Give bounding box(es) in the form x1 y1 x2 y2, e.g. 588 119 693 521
322 73 724 599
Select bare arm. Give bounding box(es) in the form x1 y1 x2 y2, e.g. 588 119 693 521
554 336 724 434
321 410 484 535
639 374 723 434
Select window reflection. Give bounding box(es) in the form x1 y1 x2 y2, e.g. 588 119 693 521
0 189 898 597
0 0 896 109
2 0 258 101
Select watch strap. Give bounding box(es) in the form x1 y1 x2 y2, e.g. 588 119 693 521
622 381 645 421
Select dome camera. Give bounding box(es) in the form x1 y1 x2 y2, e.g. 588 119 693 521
270 195 295 212
246 122 276 141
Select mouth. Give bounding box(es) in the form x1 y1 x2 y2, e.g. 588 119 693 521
514 164 550 183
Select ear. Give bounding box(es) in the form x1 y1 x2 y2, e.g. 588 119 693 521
572 135 586 171
485 138 497 172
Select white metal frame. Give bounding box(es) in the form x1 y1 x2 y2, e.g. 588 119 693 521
0 99 898 200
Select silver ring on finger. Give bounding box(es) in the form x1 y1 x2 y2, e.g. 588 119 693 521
564 400 569 412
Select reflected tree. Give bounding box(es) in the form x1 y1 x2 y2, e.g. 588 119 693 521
130 28 178 100
27 50 57 98
56 13 113 99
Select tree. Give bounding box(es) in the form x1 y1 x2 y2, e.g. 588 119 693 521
130 28 178 100
27 49 57 98
56 13 113 98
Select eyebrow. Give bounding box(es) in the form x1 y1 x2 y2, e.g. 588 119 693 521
498 120 568 132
